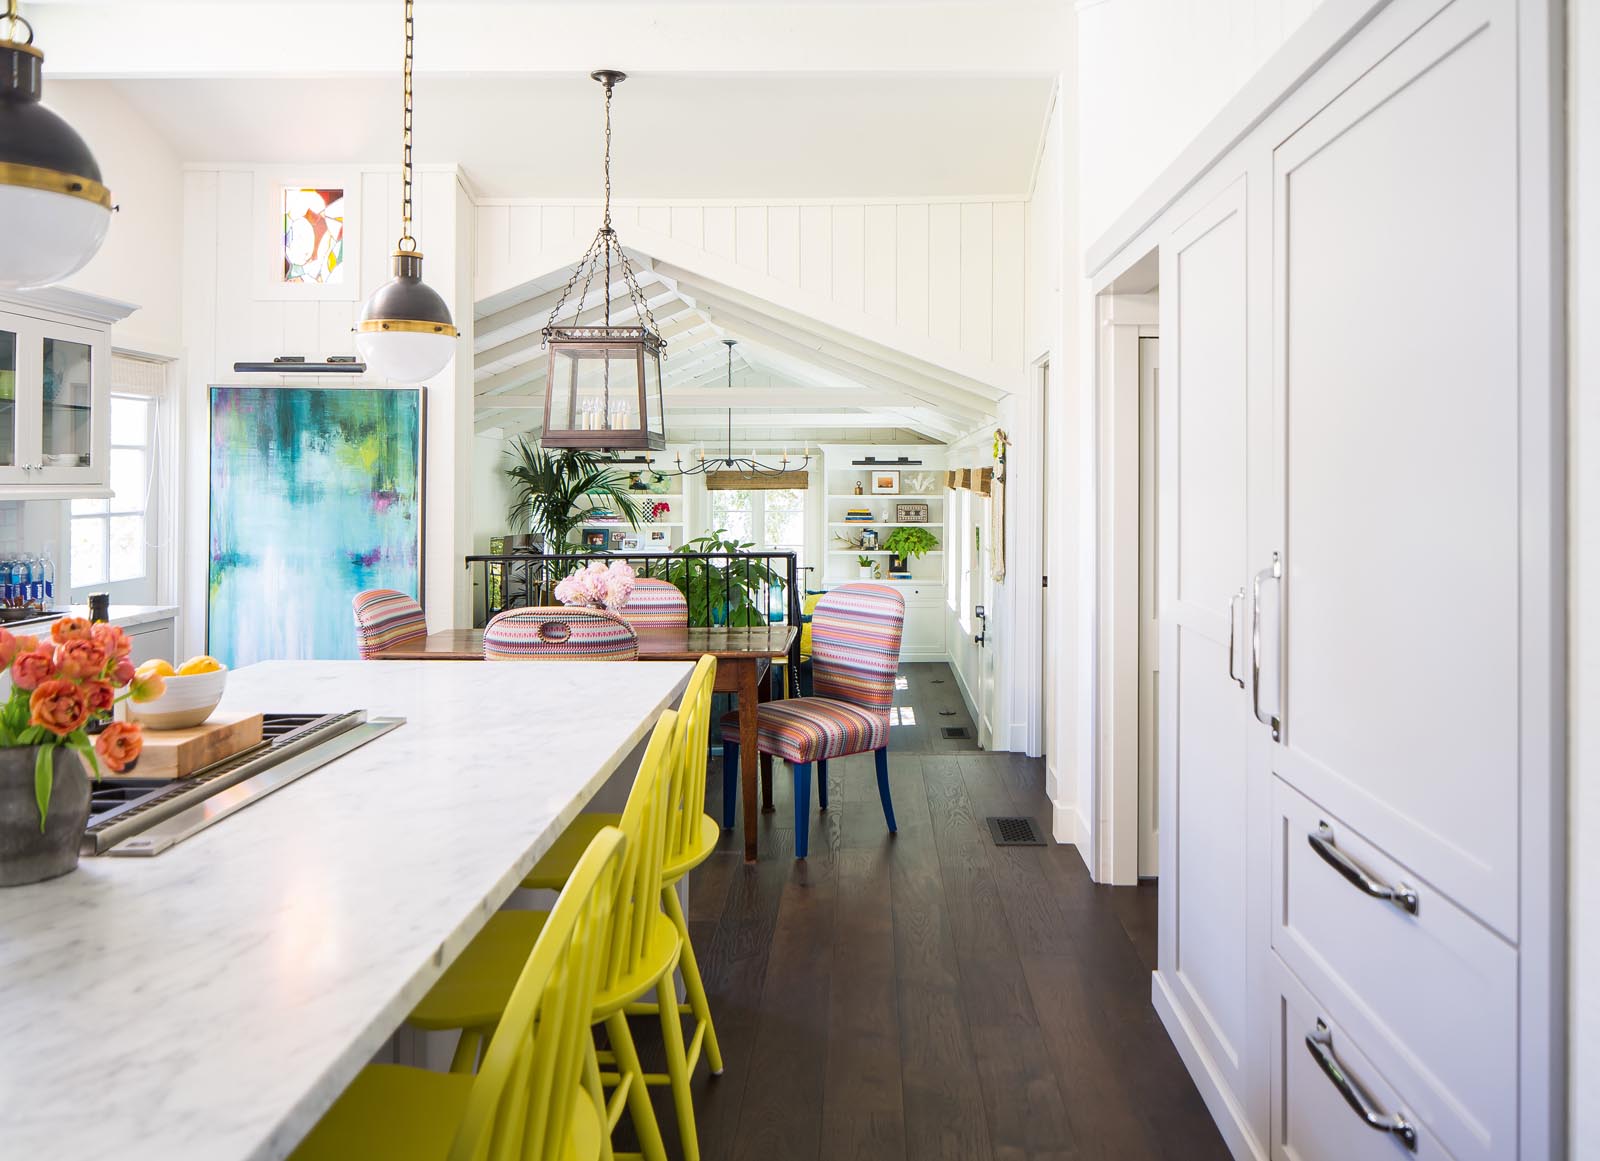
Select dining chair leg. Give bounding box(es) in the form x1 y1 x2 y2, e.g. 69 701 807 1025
817 759 829 811
721 741 739 830
661 883 724 1075
583 1037 617 1161
793 762 812 858
605 1011 669 1161
874 748 897 834
656 973 702 1161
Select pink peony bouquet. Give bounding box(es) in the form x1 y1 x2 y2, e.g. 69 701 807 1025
554 560 637 611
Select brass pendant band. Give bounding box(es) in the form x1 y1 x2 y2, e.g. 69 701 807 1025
0 161 111 209
355 318 459 338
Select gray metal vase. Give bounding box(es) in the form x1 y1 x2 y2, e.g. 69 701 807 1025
0 747 92 887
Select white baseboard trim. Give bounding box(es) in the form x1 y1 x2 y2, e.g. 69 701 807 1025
1051 800 1078 844
1045 764 1059 801
950 660 980 725
1151 973 1266 1161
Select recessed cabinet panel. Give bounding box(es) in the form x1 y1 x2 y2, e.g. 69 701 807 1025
0 328 15 470
1273 0 1519 935
40 337 93 469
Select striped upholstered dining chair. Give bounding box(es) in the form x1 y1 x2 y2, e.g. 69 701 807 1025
351 589 427 659
482 607 640 661
719 582 905 858
618 577 689 630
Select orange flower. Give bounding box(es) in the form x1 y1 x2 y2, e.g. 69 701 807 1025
12 634 38 655
93 720 143 774
111 655 136 687
90 622 133 659
0 628 16 670
84 680 115 716
29 679 90 737
11 646 59 691
55 638 109 681
128 670 166 703
50 617 93 645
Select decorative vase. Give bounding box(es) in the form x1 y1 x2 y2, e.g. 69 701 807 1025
0 747 92 887
859 565 875 579
853 482 864 496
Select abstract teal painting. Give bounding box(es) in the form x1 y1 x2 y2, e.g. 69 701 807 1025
208 386 424 666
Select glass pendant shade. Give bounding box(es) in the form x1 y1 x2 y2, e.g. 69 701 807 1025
355 250 457 382
542 326 666 450
0 39 112 289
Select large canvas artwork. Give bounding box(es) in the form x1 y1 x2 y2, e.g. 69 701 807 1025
208 387 424 666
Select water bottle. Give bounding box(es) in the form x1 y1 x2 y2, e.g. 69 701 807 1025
27 553 42 605
0 556 10 606
40 547 55 604
8 557 24 607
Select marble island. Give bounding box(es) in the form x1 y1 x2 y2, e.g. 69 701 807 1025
0 658 692 1161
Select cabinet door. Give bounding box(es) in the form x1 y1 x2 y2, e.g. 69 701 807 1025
29 320 108 489
1155 176 1265 1145
0 322 19 481
1269 0 1523 937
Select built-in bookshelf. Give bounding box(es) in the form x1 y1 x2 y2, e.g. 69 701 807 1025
570 464 686 552
821 447 947 587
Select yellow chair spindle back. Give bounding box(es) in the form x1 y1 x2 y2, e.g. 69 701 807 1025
665 656 717 862
598 707 678 996
448 826 626 1161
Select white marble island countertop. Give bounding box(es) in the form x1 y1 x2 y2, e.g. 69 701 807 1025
0 658 692 1161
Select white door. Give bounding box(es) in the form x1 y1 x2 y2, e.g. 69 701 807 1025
1155 176 1266 1144
1040 362 1054 763
1136 337 1159 877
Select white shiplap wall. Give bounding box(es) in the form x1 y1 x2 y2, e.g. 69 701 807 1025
475 199 1029 385
179 165 476 658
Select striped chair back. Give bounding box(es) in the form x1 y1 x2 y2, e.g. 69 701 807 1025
351 589 426 659
598 708 678 997
810 583 906 711
664 655 717 865
483 607 639 662
619 577 689 630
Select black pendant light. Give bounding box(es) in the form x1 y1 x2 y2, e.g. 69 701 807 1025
669 340 812 478
0 0 113 290
353 0 457 382
539 70 666 451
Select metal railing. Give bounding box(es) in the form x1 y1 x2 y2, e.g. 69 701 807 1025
465 549 805 690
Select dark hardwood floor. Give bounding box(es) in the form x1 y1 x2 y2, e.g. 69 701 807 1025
635 662 1229 1161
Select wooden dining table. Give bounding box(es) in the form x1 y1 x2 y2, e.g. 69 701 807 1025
373 624 798 861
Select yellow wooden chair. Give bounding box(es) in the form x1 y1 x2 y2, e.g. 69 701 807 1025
288 826 627 1161
409 705 692 1161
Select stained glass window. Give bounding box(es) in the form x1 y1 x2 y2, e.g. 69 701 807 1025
282 187 345 284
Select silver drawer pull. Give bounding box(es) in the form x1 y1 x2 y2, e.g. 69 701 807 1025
1306 1020 1418 1151
1250 553 1281 739
1227 588 1245 688
1308 823 1419 915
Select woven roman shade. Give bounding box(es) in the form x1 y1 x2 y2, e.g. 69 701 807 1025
704 470 808 491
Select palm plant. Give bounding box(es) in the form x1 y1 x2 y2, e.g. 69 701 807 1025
502 437 641 549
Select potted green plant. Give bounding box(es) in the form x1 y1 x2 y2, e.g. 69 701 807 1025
0 618 165 886
883 526 940 573
856 554 876 580
661 531 784 626
502 438 642 550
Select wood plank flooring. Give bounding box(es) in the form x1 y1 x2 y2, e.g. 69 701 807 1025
639 663 1228 1161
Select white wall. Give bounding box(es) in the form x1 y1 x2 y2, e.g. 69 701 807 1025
179 164 476 658
1570 2 1597 1154
49 81 184 355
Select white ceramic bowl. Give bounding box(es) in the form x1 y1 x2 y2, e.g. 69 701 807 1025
128 667 228 731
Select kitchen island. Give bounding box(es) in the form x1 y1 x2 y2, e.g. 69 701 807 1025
0 658 692 1160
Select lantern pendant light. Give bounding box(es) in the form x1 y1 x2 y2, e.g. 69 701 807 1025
539 70 666 451
354 0 457 383
0 0 113 290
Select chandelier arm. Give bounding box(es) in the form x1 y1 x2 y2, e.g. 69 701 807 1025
546 229 607 337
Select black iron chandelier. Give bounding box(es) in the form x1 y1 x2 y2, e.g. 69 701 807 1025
668 340 813 478
538 70 666 451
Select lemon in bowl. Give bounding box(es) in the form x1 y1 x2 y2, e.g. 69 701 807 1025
128 657 229 731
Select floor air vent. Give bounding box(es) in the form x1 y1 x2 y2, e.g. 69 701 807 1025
941 725 971 738
987 816 1046 846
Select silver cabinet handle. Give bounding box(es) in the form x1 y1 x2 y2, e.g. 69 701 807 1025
1305 1020 1418 1151
1308 822 1419 915
1250 552 1281 739
1227 588 1245 688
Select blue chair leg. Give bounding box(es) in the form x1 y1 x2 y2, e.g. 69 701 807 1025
817 760 829 811
793 762 812 859
722 741 739 830
874 748 897 834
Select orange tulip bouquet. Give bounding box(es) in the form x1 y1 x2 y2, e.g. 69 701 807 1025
0 617 168 886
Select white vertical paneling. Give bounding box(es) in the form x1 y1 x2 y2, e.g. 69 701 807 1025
831 205 865 311
703 206 736 261
179 169 218 658
895 204 931 337
734 205 767 271
213 171 255 379
991 201 1025 366
959 202 994 360
318 300 355 358
638 205 671 237
767 206 800 288
360 173 392 305
799 205 832 297
863 204 896 322
929 202 963 347
507 204 541 269
282 301 319 360
670 205 704 249
475 204 508 294
541 205 576 257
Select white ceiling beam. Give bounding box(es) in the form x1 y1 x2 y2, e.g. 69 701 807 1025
474 270 656 352
476 293 689 372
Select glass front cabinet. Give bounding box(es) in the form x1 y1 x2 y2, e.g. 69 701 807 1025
0 292 129 498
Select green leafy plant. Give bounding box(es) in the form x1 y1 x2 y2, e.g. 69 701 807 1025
659 530 784 627
883 526 940 559
502 438 641 549
856 554 874 568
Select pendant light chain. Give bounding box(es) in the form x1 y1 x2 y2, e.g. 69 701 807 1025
2 0 33 44
398 0 416 252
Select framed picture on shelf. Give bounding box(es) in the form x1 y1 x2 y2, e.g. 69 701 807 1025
618 535 642 552
870 469 900 494
582 528 610 550
895 502 930 524
608 529 635 551
647 529 670 545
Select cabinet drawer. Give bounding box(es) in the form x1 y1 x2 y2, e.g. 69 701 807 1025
1271 777 1514 1161
1271 956 1452 1161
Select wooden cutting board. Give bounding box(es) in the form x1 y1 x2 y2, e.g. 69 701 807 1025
116 712 266 781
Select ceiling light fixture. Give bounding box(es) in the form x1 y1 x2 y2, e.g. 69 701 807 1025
538 70 666 451
669 340 812 478
0 0 113 290
353 0 457 383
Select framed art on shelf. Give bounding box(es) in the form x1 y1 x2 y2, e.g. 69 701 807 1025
870 469 900 494
618 535 642 552
895 502 930 523
582 529 610 549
